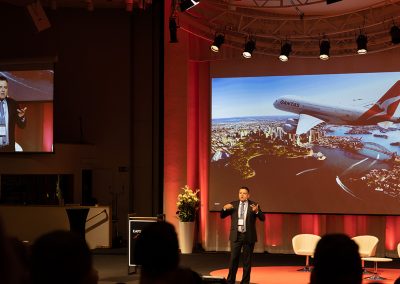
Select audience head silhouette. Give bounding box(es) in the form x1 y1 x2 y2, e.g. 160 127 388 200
134 221 201 284
0 218 25 284
30 230 98 284
134 221 180 276
310 233 362 284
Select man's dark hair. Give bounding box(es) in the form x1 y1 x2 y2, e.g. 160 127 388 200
240 186 250 193
0 76 8 82
135 221 202 283
310 233 362 284
134 221 180 276
30 230 93 284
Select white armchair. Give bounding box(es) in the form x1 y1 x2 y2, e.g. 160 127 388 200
292 233 321 272
351 235 379 273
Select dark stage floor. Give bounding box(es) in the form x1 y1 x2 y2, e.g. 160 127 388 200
93 249 400 284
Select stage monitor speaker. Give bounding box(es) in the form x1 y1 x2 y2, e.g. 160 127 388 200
201 276 227 283
26 1 51 32
128 216 159 274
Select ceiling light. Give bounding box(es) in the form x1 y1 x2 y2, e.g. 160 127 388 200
210 34 224 52
169 17 178 43
326 0 342 4
179 0 200 12
356 34 368 54
319 39 330 60
390 25 400 44
242 39 256 59
279 42 292 62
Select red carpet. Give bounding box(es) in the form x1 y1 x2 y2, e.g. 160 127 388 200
210 266 400 284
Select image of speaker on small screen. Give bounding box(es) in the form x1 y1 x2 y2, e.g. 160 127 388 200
0 66 53 153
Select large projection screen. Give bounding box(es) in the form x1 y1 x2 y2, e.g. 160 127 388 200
210 72 400 215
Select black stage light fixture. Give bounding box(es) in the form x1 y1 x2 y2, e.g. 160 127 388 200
210 34 225 52
169 17 178 43
390 25 400 44
279 42 292 62
356 34 368 54
319 39 330 60
179 0 200 12
242 38 256 58
326 0 342 4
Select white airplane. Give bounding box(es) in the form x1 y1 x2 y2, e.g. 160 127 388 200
273 80 400 134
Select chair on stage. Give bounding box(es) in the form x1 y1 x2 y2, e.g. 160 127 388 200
292 233 321 272
351 235 378 273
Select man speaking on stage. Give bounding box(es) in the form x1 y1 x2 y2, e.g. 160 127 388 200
220 186 265 284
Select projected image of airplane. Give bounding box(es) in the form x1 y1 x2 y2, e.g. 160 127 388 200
273 80 400 134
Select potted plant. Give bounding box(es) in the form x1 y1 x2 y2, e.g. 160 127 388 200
176 185 200 253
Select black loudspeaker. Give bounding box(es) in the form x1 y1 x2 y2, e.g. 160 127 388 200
26 1 51 32
201 276 227 283
82 169 94 205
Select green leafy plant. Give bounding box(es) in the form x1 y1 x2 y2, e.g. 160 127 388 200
176 185 200 222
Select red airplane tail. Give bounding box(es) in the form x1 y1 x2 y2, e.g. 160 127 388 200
357 80 400 123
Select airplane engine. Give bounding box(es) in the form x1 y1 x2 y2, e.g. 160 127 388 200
282 117 298 133
287 118 299 124
283 123 296 133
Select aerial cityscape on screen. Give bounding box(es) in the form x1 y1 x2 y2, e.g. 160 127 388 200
210 72 400 214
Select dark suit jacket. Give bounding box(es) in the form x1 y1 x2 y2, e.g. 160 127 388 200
2 98 26 151
220 199 265 243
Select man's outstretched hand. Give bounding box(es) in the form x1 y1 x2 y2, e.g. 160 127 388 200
17 107 27 118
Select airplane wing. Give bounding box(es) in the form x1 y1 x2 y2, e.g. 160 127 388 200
296 113 325 135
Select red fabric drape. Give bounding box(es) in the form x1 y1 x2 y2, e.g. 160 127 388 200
187 60 210 248
42 102 53 152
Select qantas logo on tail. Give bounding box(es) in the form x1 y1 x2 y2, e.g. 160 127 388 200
357 81 400 123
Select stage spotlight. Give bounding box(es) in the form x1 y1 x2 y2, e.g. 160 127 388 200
169 17 178 43
356 34 368 54
319 39 330 60
210 34 225 52
390 25 400 44
279 42 292 62
179 0 200 12
326 0 342 4
242 38 256 58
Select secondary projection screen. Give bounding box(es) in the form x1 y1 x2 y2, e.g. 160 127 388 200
210 72 400 215
0 64 53 153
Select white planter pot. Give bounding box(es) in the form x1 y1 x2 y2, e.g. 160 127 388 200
178 221 195 254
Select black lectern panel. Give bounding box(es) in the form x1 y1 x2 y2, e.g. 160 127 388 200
66 208 89 239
